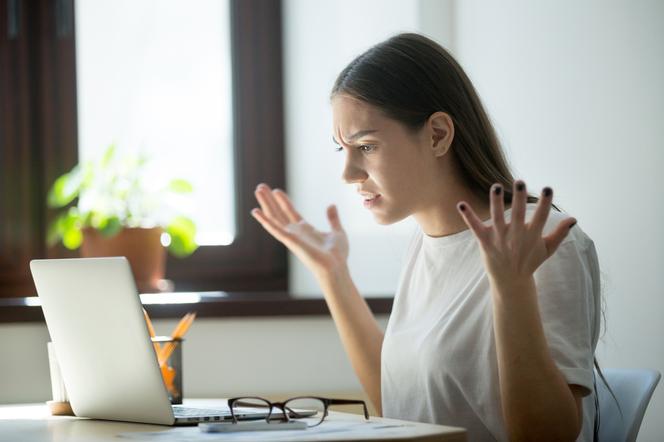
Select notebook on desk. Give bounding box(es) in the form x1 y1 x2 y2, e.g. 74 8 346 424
30 257 268 426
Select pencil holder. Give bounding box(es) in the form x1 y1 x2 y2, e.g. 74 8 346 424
151 336 184 405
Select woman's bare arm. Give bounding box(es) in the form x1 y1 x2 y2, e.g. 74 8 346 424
250 184 383 413
318 266 384 415
457 181 582 441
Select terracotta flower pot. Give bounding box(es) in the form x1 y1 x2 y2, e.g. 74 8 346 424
80 227 167 293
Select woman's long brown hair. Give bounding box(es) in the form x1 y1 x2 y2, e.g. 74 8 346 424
331 32 545 208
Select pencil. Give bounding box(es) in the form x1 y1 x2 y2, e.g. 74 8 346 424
159 312 197 364
143 308 161 355
171 312 195 339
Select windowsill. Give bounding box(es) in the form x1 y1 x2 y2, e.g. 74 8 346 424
0 292 394 323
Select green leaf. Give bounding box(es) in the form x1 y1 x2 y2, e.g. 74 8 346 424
136 153 149 168
47 167 82 208
46 213 69 246
46 209 82 247
81 211 94 228
101 143 117 167
46 220 61 247
165 216 198 258
80 161 95 189
99 217 123 237
168 179 193 193
62 227 83 250
90 212 109 230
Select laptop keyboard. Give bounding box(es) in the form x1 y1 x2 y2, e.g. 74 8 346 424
172 405 230 419
172 404 270 424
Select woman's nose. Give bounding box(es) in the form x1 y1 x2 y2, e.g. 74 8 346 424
341 157 368 184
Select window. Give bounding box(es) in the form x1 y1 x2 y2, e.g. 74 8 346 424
0 0 287 297
76 0 236 246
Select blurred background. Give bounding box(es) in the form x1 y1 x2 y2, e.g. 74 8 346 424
1 0 662 439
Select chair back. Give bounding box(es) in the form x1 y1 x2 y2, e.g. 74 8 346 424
597 368 661 442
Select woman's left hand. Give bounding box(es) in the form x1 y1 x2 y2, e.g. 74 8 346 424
456 180 577 290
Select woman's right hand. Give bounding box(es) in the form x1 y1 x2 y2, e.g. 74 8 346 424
251 183 349 280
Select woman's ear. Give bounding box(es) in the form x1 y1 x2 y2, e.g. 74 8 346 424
428 112 454 157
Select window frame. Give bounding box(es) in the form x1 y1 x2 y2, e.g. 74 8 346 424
0 0 287 297
164 0 288 292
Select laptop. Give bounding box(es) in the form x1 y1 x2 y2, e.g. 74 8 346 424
30 257 271 425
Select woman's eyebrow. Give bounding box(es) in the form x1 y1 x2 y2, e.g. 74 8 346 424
332 129 379 145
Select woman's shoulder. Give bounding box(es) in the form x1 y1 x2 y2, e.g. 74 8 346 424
406 225 424 252
525 203 593 248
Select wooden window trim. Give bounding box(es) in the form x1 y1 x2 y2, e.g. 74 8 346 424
0 0 79 297
0 292 394 323
165 0 288 292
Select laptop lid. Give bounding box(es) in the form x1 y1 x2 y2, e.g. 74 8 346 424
31 257 176 425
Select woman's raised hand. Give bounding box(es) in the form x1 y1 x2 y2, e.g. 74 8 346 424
456 180 577 291
251 184 350 279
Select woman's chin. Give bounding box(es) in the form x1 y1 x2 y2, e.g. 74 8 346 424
371 209 409 226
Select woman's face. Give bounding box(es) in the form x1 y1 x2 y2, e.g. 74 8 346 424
331 94 446 225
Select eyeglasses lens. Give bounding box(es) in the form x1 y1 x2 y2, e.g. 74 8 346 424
230 397 272 421
283 397 326 427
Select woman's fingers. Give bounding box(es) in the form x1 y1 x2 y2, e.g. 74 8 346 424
326 204 344 232
490 183 506 232
251 207 296 247
273 188 303 223
543 218 577 257
529 187 553 234
255 184 289 225
457 201 489 242
511 180 527 229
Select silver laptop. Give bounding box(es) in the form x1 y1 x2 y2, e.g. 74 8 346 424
30 257 270 425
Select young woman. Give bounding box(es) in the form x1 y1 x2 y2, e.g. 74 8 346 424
251 33 600 442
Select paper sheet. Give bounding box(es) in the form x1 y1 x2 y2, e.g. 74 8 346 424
118 420 418 441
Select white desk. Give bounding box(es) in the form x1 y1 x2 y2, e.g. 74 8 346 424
0 400 466 442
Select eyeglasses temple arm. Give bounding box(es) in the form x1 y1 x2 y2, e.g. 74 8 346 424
326 399 370 419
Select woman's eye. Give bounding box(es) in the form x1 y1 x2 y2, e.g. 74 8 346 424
333 144 374 153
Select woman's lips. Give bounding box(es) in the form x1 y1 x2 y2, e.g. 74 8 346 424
363 194 381 208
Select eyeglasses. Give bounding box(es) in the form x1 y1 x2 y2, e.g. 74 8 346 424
228 396 369 427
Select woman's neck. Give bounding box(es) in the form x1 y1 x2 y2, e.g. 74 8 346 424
414 186 492 238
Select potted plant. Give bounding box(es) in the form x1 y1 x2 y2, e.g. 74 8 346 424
46 144 198 292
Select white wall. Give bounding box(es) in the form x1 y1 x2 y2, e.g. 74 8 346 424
452 1 664 440
0 316 388 405
282 0 455 297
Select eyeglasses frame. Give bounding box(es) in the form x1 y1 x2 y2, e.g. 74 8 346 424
227 396 370 427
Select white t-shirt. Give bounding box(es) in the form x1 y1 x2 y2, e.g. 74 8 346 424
381 203 601 441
